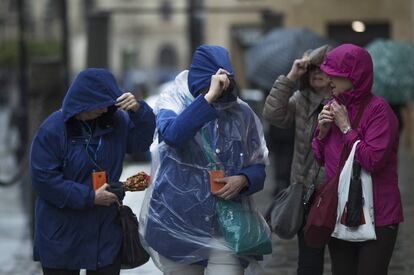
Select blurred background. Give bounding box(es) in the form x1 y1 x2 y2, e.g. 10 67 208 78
0 0 413 274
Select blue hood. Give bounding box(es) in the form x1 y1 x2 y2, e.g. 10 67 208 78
188 45 234 97
62 68 122 122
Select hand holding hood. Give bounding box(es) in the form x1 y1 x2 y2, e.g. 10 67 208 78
62 68 123 122
188 45 235 98
299 44 332 91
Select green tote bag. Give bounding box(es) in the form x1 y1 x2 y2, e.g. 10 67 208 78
216 199 272 256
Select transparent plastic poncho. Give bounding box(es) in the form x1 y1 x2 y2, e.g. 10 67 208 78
139 71 270 271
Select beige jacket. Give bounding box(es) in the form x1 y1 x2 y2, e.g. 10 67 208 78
263 75 328 187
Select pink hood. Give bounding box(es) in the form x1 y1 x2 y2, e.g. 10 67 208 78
313 44 403 226
321 44 373 105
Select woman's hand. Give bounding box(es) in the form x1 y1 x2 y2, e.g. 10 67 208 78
204 68 230 104
116 92 140 112
287 57 310 82
317 104 334 139
94 184 119 206
331 101 351 133
212 175 248 200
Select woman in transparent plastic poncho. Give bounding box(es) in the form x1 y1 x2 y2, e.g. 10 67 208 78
140 45 271 274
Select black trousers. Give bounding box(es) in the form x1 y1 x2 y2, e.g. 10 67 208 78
329 224 398 275
42 256 121 275
297 231 325 275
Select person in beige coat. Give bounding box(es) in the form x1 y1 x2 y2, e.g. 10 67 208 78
262 45 331 275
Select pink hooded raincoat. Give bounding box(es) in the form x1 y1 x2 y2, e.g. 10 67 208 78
312 44 403 227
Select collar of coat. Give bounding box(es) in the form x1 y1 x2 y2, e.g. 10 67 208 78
65 109 115 138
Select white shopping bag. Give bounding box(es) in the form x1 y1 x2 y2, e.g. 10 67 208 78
331 140 376 242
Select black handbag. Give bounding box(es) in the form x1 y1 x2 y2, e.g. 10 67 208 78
265 165 321 240
265 183 304 239
118 204 150 269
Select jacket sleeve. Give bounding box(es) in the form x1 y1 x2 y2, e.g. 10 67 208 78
262 75 298 128
312 127 326 165
342 102 399 173
238 164 266 196
157 94 218 148
126 100 156 154
30 128 95 210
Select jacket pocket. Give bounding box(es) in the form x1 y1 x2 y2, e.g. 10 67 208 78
48 222 64 241
38 206 66 243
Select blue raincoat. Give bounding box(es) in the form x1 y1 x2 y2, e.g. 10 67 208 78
141 45 269 268
29 68 155 270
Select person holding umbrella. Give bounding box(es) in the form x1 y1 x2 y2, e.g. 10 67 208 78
263 45 332 275
313 44 403 275
29 68 155 274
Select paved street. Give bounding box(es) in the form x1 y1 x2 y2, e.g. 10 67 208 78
0 145 413 275
0 163 161 275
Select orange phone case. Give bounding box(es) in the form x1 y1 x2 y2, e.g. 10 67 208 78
209 170 225 193
92 171 107 191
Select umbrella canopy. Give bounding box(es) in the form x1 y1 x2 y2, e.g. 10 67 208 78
366 39 414 104
244 27 333 90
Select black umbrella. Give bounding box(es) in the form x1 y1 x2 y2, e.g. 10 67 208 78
344 161 364 227
245 27 333 90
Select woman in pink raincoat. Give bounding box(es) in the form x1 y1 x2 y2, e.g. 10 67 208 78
312 44 403 275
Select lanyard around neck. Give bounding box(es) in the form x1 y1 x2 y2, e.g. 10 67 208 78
82 121 104 171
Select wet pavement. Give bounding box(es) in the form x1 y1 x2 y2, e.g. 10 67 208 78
0 144 413 275
0 163 161 275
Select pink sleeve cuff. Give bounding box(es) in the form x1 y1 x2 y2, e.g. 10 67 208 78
342 129 359 149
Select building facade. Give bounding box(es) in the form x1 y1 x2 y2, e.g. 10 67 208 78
70 0 413 88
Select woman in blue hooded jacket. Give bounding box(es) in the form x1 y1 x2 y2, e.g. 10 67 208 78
141 45 270 275
29 68 155 275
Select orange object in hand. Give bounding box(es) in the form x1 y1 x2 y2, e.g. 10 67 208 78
209 170 225 193
92 171 107 191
